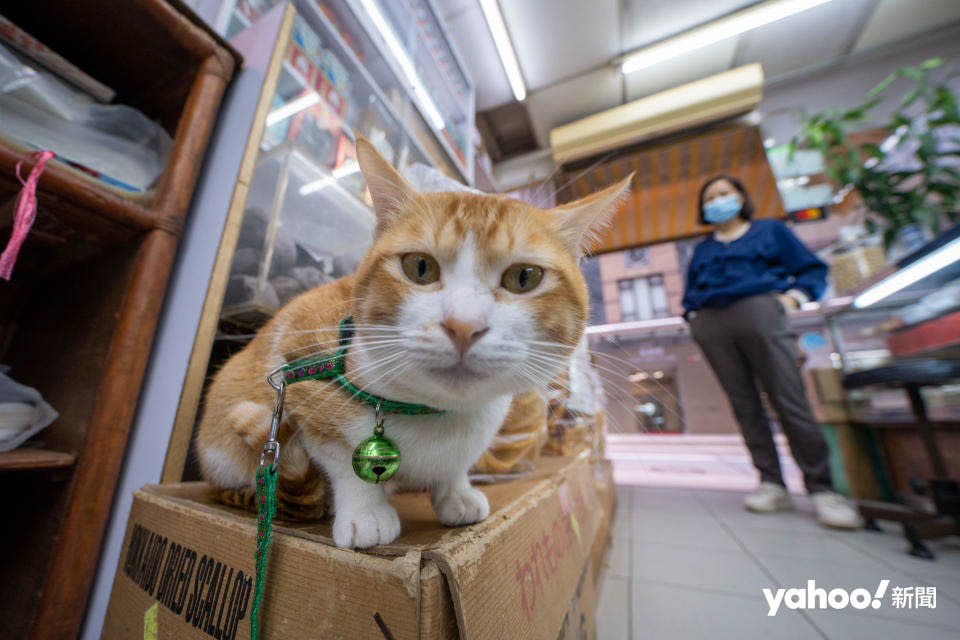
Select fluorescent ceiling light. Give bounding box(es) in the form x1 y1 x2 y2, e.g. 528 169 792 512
853 236 960 308
479 0 526 101
266 91 319 126
360 0 446 130
620 0 833 75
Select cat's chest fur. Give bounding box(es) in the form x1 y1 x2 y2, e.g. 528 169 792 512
339 395 513 486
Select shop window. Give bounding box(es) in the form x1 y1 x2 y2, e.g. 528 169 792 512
618 274 669 321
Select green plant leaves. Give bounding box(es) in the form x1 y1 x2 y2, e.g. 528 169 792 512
868 73 896 98
792 56 958 245
901 87 923 108
842 98 881 121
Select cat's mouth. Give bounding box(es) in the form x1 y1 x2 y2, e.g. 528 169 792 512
428 362 486 381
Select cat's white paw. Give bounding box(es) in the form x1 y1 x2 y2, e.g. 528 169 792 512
332 503 401 549
432 486 490 526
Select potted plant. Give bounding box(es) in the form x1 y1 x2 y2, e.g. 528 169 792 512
791 58 960 253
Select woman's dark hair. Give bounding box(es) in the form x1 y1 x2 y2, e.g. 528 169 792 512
697 174 754 224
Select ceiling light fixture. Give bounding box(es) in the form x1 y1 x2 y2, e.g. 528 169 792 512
359 0 446 129
853 236 960 308
620 0 833 75
479 0 526 101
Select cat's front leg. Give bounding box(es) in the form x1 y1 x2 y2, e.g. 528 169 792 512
313 440 400 548
431 474 490 526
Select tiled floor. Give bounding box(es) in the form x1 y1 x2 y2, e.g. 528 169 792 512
597 484 960 639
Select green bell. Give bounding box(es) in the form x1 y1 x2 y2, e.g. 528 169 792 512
352 431 401 484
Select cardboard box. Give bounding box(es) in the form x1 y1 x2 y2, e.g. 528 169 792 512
103 456 615 639
804 367 850 423
820 423 883 500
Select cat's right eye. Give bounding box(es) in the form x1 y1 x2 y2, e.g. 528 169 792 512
400 253 440 285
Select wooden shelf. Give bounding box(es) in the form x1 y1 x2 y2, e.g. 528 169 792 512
0 448 76 471
0 3 237 638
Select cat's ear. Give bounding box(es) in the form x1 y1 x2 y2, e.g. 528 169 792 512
357 136 418 236
551 174 634 255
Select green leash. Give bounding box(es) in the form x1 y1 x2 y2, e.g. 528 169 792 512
250 317 444 638
251 463 277 638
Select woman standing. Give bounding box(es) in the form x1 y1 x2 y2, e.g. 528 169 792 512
683 175 861 529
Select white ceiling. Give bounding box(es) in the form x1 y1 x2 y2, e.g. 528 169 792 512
434 0 960 152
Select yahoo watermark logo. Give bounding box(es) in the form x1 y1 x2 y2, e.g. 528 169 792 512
763 580 890 616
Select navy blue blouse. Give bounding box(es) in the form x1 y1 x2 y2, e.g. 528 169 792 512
682 219 827 311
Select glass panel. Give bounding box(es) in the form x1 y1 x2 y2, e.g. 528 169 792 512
220 12 432 328
650 276 669 317
222 0 473 181
618 281 636 322
356 0 472 173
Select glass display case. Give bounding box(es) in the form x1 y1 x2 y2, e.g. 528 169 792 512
221 11 432 325
216 0 474 184
825 224 960 422
346 0 474 180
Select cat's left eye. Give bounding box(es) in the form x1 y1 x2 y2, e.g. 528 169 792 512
401 253 440 285
501 264 544 293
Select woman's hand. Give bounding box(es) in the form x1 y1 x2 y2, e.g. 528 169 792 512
777 293 800 313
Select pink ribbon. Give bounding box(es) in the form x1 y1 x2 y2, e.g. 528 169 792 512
0 149 56 280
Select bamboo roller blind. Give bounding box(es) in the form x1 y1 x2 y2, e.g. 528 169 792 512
556 123 785 253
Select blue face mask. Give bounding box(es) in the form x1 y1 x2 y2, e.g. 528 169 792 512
703 194 742 224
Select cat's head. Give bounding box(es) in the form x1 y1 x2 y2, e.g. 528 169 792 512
349 138 631 409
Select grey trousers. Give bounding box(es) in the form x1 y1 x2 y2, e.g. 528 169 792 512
689 293 833 494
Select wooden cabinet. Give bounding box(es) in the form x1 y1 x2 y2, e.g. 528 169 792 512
0 2 236 638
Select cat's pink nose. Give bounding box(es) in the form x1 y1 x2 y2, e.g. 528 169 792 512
441 318 489 360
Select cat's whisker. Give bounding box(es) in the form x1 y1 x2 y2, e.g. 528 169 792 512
285 351 409 428
526 163 564 205
248 321 407 339
289 378 397 438
524 340 687 409
302 352 412 424
204 342 409 414
286 346 406 407
282 336 409 360
542 148 619 210
510 363 647 430
584 347 688 408
521 347 688 429
279 333 406 352
240 340 408 387
201 334 407 399
524 349 686 420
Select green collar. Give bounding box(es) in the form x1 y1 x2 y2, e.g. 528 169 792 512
279 317 444 416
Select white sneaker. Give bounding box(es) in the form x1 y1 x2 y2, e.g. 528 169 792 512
745 482 794 513
811 491 863 529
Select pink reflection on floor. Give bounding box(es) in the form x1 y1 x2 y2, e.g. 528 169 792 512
607 433 807 494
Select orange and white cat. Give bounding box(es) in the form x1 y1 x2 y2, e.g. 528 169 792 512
196 138 630 548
